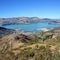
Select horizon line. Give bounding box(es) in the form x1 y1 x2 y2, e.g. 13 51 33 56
0 16 60 19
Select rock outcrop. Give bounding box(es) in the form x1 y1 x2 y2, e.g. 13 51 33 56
0 27 16 38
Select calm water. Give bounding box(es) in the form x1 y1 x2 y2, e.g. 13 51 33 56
2 23 60 32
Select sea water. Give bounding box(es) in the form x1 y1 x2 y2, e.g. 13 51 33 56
2 22 60 33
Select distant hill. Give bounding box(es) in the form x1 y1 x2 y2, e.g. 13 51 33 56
0 17 60 25
43 18 51 20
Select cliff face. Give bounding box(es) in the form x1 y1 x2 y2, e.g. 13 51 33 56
0 27 16 38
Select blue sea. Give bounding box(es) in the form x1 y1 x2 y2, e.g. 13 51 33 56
2 22 60 33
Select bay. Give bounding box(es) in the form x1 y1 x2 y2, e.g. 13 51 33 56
2 22 60 33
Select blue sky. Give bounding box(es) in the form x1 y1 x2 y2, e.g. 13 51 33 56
0 0 60 19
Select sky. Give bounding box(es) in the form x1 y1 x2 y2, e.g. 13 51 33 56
0 0 60 19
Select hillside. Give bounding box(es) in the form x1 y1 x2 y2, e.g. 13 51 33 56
0 28 60 60
0 27 16 38
0 17 60 26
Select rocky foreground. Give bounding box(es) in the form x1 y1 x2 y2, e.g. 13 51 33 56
0 27 60 60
